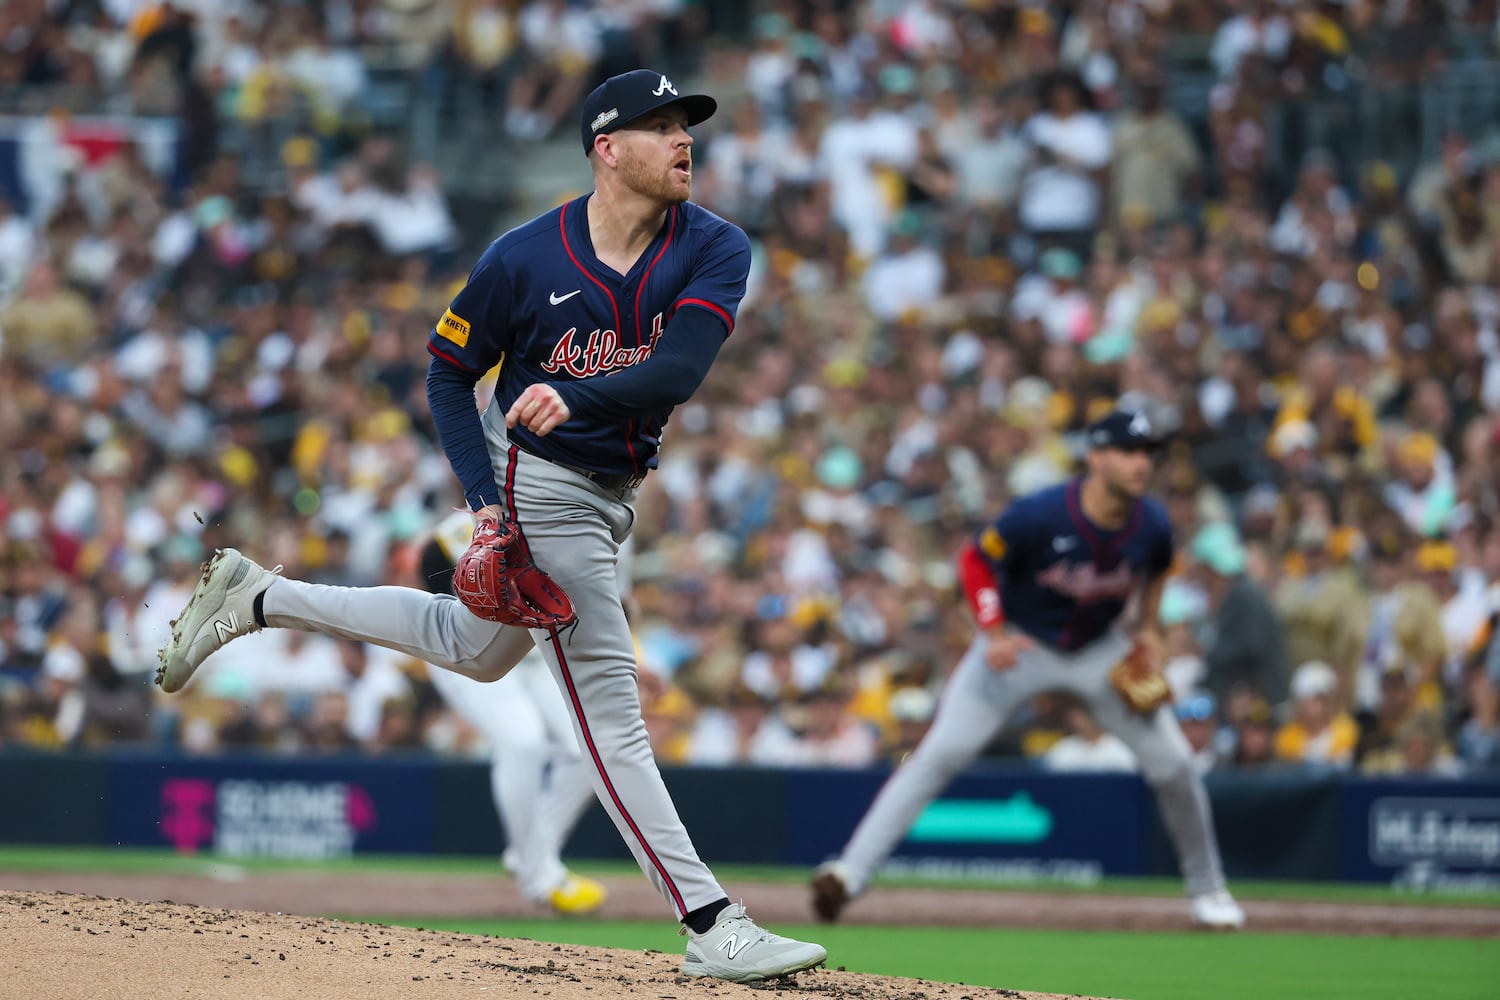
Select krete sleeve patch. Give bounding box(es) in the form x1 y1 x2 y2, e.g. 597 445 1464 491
437 307 471 347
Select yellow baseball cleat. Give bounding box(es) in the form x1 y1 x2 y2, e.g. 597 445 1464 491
548 873 608 915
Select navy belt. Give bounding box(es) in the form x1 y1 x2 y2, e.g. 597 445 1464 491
514 440 644 491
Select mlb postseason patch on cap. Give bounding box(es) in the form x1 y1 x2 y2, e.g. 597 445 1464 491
580 69 717 153
590 108 619 133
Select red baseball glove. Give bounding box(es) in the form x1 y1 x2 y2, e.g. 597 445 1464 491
453 515 577 630
1109 636 1172 715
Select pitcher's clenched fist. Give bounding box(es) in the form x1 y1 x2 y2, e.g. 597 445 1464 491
507 384 572 436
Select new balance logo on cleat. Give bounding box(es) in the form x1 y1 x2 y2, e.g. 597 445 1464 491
716 934 749 961
213 613 240 643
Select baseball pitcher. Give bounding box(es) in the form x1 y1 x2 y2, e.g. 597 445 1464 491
157 69 826 982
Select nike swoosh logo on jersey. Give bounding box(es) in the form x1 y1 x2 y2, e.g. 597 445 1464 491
1052 536 1079 553
549 289 582 305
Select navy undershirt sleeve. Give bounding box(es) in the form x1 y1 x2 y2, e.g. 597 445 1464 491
426 356 500 510
551 306 728 419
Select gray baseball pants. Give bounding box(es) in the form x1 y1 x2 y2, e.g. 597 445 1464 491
834 630 1228 897
261 424 726 918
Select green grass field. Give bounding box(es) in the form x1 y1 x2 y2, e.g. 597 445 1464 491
346 916 1500 1000
3 846 1497 999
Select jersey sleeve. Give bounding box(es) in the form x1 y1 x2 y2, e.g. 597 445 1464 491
977 504 1025 580
669 223 751 334
427 241 512 373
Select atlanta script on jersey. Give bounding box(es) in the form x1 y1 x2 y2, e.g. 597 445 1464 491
975 478 1174 651
426 195 750 480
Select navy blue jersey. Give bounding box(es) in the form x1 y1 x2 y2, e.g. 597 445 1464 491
975 478 1173 651
427 195 750 477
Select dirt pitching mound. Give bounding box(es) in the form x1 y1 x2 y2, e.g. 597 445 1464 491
1 891 1097 1000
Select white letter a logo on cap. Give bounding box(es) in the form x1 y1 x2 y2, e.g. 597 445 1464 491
652 75 677 97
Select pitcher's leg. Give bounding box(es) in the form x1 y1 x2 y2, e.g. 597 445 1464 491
536 618 725 915
507 496 725 918
263 579 534 681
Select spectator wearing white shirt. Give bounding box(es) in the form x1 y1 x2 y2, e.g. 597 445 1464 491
0 195 36 302
953 91 1031 211
791 673 879 768
702 101 787 234
505 0 603 140
337 639 413 748
1010 247 1093 345
1210 0 1290 81
861 210 945 321
1045 703 1138 772
819 82 919 258
1017 71 1112 254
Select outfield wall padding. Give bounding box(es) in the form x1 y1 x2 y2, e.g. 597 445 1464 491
0 751 1495 886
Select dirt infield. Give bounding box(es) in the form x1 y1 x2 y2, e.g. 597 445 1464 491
2 867 1497 939
1 890 1087 1000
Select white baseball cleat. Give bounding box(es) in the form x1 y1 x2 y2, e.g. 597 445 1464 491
156 548 281 694
1191 890 1246 929
681 903 827 983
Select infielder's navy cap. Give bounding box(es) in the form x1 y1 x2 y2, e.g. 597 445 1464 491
1087 409 1160 452
580 69 717 153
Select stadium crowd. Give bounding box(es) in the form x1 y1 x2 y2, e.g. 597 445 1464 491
2 0 1500 779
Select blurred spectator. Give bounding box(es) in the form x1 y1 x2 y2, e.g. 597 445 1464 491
1175 691 1221 775
0 260 98 369
1363 710 1463 777
1457 664 1500 770
1017 70 1111 253
1110 74 1200 230
1274 660 1359 770
1044 702 1137 773
689 681 798 767
504 0 603 140
1190 522 1288 707
791 673 878 768
1355 653 1420 767
0 0 1497 776
861 210 945 322
338 640 412 747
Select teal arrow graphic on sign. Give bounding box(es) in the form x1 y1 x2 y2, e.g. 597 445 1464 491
907 792 1054 844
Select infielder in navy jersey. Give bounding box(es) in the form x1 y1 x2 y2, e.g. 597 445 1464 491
811 411 1246 930
156 70 826 983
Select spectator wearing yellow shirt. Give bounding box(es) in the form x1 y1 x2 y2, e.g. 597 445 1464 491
1275 661 1360 769
1270 344 1378 473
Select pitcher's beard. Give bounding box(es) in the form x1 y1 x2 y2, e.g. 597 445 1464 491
619 147 690 204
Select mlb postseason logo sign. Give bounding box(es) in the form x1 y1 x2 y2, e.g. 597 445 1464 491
1370 797 1500 868
1342 782 1500 891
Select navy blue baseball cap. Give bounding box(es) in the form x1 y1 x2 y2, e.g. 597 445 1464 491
580 70 717 154
1087 409 1161 452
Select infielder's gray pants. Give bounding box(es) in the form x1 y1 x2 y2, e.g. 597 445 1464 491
262 427 726 918
836 631 1227 898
